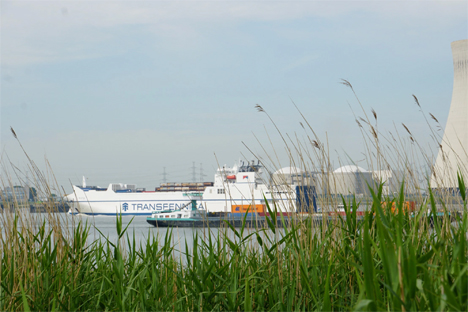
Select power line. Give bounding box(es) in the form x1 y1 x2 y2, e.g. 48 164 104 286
199 163 207 182
161 167 168 183
191 162 197 182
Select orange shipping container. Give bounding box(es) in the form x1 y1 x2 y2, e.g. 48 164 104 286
231 204 265 213
381 201 416 213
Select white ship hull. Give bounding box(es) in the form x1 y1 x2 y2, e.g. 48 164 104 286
66 161 315 215
67 186 204 215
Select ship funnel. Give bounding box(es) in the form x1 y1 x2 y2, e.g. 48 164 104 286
82 176 86 188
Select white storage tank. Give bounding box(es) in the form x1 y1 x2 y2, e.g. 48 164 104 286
272 167 306 185
331 165 375 196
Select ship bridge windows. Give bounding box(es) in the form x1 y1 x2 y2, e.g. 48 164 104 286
217 189 225 194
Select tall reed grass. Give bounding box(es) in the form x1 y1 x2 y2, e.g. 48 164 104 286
1 85 467 310
0 183 467 310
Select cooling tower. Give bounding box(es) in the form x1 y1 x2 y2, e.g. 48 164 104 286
431 39 468 189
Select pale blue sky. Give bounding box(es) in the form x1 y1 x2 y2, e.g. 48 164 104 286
1 0 467 193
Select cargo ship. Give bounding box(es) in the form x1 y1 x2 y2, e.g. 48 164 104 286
65 161 316 215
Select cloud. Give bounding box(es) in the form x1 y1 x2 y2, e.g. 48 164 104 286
283 54 320 71
1 1 465 67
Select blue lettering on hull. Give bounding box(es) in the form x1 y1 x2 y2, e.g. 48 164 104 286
123 202 204 211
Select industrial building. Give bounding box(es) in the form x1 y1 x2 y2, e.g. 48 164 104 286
271 167 310 185
329 165 375 196
1 186 33 202
272 165 390 197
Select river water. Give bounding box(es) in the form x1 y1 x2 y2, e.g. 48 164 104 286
6 212 281 256
9 210 464 255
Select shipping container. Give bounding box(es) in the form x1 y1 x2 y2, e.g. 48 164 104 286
328 211 366 217
258 212 294 217
227 212 257 218
382 201 416 213
231 204 265 213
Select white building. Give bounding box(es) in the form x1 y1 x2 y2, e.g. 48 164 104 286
431 39 468 189
271 167 307 185
372 170 405 196
330 165 375 196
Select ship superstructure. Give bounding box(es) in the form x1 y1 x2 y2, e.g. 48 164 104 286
202 161 306 213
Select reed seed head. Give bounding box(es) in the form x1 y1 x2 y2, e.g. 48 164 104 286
370 126 378 139
402 123 412 135
412 94 421 108
10 127 17 139
339 79 353 89
429 113 439 123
